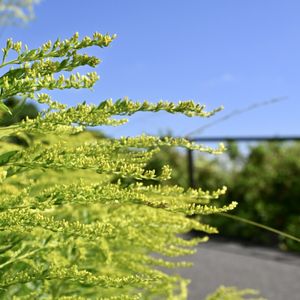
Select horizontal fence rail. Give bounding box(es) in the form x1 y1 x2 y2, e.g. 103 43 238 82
190 136 300 142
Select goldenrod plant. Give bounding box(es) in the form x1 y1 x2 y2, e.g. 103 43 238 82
0 33 263 299
205 286 264 300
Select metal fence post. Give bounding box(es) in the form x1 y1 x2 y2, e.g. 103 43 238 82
187 148 195 188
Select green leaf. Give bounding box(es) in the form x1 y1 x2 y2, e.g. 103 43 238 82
59 58 69 69
2 68 26 81
23 49 37 59
0 150 18 166
97 100 108 109
0 101 12 115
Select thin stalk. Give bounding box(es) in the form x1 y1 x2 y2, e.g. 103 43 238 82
0 247 44 270
219 212 300 243
0 58 20 69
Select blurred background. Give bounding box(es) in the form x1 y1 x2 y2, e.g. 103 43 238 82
1 0 300 252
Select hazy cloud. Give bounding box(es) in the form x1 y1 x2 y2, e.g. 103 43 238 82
200 73 236 87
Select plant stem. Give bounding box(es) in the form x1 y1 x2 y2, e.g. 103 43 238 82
219 212 300 243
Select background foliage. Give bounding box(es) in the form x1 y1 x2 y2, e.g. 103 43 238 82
146 140 300 252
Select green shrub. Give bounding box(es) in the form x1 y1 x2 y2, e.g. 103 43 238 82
221 142 300 251
147 141 300 251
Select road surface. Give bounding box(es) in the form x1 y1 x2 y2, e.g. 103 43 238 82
172 238 300 300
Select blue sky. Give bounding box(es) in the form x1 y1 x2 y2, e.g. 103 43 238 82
2 0 300 138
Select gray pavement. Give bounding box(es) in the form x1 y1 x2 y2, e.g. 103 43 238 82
172 238 300 300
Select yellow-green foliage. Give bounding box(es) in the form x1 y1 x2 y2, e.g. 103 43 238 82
0 33 261 299
205 286 265 300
